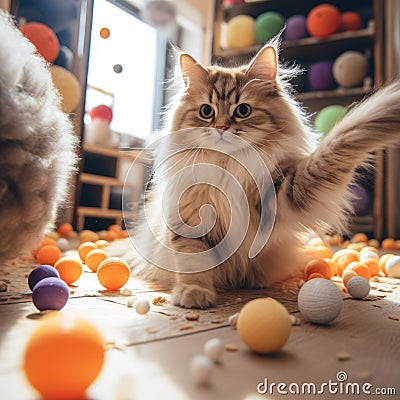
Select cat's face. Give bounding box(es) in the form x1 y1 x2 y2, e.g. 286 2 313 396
169 46 294 157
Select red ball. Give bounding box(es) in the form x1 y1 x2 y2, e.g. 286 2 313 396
20 22 60 62
89 105 113 123
340 12 362 32
306 4 341 38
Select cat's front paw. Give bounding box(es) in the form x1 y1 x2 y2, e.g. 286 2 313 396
172 284 216 309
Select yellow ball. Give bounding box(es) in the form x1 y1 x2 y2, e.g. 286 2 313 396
226 15 256 50
237 298 291 353
50 65 81 114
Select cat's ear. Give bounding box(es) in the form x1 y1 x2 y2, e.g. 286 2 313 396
180 53 208 89
246 45 277 81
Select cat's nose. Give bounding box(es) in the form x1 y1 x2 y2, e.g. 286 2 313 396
215 125 228 132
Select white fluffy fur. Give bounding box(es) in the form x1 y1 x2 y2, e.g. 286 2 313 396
0 11 77 263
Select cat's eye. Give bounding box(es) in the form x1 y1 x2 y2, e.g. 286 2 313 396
199 104 215 119
234 103 252 118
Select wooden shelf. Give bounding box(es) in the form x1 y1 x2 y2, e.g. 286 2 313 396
80 173 123 187
295 86 372 101
214 23 375 62
77 206 122 219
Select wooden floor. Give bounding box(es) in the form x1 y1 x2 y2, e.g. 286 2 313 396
0 253 399 400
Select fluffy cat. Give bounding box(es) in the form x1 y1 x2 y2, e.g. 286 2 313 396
116 42 400 309
0 11 77 264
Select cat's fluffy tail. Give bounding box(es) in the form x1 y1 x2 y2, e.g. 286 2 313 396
0 11 77 263
279 81 400 235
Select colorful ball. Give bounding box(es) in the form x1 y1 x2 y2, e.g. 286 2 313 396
349 184 370 215
23 314 104 400
58 222 73 237
20 22 60 62
78 241 98 262
306 4 341 38
298 278 343 324
89 105 113 123
333 51 368 88
97 257 130 291
284 15 307 40
255 12 285 45
315 105 347 137
100 27 110 39
85 249 108 272
385 256 400 278
50 65 81 114
32 277 69 311
28 265 60 291
237 298 291 353
225 15 256 50
308 61 336 91
340 12 362 32
54 257 83 285
36 245 62 266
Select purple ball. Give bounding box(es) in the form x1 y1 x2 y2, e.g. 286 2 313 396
349 184 370 215
28 265 60 291
32 277 69 311
308 61 337 91
285 15 307 40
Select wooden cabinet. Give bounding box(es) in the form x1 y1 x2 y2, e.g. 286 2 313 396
212 0 387 238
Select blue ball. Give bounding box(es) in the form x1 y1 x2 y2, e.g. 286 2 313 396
28 265 60 291
285 15 307 40
32 277 69 311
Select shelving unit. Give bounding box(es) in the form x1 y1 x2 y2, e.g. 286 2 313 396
75 144 152 231
212 0 386 238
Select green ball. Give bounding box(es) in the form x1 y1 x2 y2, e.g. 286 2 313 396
315 105 347 137
255 12 285 45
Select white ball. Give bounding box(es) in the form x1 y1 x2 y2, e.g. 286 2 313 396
190 354 213 385
346 276 370 299
56 238 70 252
359 251 379 262
204 338 224 363
135 298 151 314
298 278 343 324
333 51 368 88
385 256 400 278
228 312 239 328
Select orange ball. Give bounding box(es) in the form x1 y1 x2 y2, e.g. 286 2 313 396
95 239 110 249
362 258 380 277
305 258 332 279
336 253 360 277
38 237 58 248
97 257 130 291
36 245 62 266
381 238 397 250
54 257 83 285
324 258 337 276
104 230 119 242
58 223 73 237
20 22 60 62
306 4 341 38
78 242 98 262
100 27 110 39
311 245 333 259
379 254 395 276
85 249 108 272
108 224 122 232
307 272 326 280
345 261 371 281
351 232 369 243
340 12 362 32
23 314 104 400
332 248 359 263
342 269 357 286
